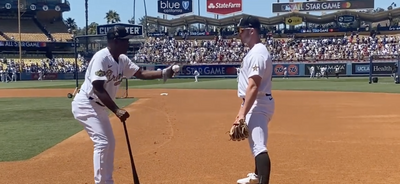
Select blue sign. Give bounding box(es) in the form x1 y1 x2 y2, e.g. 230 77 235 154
96 23 143 35
158 0 193 16
352 62 395 75
337 15 355 23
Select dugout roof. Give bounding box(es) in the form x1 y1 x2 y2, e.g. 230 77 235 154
146 8 400 27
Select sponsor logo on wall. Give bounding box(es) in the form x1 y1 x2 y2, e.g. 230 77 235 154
337 15 355 23
96 23 143 35
352 62 396 75
158 0 193 16
206 0 242 15
305 63 346 75
273 64 299 76
285 17 303 26
272 0 374 13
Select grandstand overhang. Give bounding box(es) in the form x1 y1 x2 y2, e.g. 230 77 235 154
0 1 70 13
146 9 400 27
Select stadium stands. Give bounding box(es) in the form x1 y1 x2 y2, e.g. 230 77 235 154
0 17 48 42
1 0 400 77
133 33 400 63
38 19 72 42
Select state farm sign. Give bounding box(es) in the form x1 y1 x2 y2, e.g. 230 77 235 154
206 0 242 15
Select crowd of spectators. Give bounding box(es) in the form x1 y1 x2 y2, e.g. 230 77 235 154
0 57 88 74
134 33 400 63
2 32 400 74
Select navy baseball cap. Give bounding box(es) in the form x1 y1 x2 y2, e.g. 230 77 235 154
107 26 135 40
237 16 261 31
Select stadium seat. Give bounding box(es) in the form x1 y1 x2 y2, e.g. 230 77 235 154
0 17 48 42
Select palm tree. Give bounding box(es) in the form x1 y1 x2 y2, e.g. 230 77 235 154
105 10 121 24
65 17 77 30
87 22 99 35
128 17 135 24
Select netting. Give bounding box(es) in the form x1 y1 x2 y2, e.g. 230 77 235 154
116 77 128 99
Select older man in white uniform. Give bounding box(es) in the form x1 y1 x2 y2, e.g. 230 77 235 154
71 26 177 184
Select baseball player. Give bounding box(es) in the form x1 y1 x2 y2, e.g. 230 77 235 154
235 16 275 184
38 70 43 80
320 66 326 79
194 69 200 82
0 69 4 82
236 67 240 82
11 67 17 82
309 65 315 78
71 26 176 184
283 66 288 79
335 65 340 78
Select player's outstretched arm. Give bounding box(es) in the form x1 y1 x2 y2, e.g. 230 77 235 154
134 68 163 79
134 64 176 82
123 56 177 82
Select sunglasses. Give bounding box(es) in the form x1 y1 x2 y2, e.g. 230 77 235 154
237 27 253 34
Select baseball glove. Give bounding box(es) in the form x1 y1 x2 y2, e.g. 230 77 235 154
229 119 249 141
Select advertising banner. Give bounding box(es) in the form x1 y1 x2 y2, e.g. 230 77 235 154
58 73 75 80
158 0 193 16
20 73 32 80
285 17 302 26
273 64 299 76
173 64 240 76
96 23 143 35
272 0 374 13
352 62 396 75
0 41 47 48
304 63 347 75
337 15 355 23
206 0 242 15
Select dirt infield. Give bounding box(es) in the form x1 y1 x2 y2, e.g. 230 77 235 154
1 89 400 184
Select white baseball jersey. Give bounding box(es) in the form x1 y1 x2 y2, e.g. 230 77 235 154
78 48 140 101
238 43 272 98
194 70 200 76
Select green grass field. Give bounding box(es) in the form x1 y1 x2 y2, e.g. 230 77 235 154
0 77 398 93
0 77 398 161
0 97 136 162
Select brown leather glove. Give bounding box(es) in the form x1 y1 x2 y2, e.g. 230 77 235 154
229 119 249 141
115 109 130 122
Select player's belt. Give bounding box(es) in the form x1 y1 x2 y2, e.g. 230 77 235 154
242 94 272 103
88 97 105 107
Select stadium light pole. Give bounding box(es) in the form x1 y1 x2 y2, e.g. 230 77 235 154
17 0 22 73
133 0 136 24
85 0 89 52
143 0 148 36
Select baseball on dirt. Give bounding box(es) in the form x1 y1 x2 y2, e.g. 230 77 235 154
172 65 180 72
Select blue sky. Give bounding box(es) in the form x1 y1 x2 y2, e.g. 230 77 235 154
63 0 391 28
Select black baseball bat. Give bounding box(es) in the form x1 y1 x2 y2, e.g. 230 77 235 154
122 121 141 184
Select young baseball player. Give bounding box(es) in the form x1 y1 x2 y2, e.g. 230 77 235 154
194 69 200 82
283 66 288 79
0 69 4 82
309 65 315 78
235 16 275 184
71 26 177 184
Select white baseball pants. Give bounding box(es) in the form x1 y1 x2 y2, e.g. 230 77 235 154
244 97 275 157
71 94 115 184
